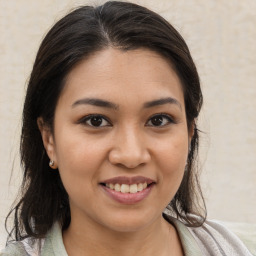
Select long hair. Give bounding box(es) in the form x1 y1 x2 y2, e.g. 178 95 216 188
6 0 205 241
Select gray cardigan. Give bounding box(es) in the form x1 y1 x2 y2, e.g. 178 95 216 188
1 215 254 255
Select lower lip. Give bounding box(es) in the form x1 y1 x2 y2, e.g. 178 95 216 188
100 184 154 204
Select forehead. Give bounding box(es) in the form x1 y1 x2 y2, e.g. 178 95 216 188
60 48 185 109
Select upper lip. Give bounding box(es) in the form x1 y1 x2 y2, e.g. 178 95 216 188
100 176 155 185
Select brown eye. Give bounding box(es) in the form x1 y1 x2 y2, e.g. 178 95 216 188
151 116 164 126
90 116 104 126
147 114 174 127
80 115 111 127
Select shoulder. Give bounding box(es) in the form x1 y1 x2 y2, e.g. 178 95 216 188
0 223 67 256
217 220 256 256
163 212 254 256
0 239 36 256
0 234 43 256
188 219 255 256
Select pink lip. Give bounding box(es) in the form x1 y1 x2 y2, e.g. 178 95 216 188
100 176 155 185
100 183 154 204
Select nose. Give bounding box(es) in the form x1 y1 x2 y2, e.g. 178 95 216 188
108 127 151 169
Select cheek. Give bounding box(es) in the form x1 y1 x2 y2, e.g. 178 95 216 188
55 127 107 168
155 131 188 169
54 135 108 194
155 136 188 197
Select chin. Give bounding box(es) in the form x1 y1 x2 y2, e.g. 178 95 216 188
100 211 157 233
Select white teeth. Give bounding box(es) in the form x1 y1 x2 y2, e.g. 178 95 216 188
114 184 121 192
105 182 150 193
137 183 143 191
121 184 130 193
129 184 137 193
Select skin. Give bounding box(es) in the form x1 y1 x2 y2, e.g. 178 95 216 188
39 48 192 256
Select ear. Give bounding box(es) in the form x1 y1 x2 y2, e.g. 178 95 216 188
188 120 195 145
37 117 58 168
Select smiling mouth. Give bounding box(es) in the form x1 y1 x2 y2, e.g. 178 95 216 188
99 176 155 204
99 175 155 195
100 182 154 194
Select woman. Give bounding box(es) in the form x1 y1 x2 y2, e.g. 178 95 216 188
1 1 253 255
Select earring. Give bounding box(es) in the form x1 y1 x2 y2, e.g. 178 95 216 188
49 160 55 168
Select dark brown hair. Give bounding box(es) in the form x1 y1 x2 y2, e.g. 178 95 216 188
6 0 205 241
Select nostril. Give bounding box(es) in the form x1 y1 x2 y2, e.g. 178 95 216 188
108 147 151 169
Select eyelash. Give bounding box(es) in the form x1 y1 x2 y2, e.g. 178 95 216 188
78 113 175 128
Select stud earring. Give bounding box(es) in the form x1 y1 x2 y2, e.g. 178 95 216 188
49 160 55 168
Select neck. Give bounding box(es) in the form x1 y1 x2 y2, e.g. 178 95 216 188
63 213 183 256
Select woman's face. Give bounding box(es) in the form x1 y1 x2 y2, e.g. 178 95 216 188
42 48 192 232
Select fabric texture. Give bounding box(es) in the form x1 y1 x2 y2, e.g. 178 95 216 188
1 214 254 255
216 220 256 256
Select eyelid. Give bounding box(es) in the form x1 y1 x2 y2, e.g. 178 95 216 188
77 113 175 128
146 113 176 127
78 114 112 127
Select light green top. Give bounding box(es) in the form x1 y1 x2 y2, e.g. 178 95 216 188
1 215 255 255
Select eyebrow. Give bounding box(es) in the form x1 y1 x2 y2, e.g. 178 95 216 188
72 98 119 110
72 97 182 110
143 97 181 110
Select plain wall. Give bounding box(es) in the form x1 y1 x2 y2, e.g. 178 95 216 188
1 0 256 248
